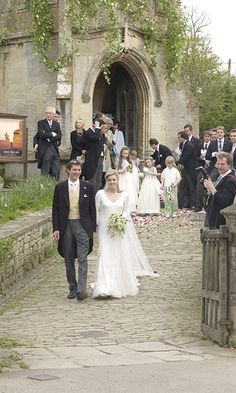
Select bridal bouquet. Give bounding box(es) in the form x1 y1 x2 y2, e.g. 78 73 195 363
107 213 128 237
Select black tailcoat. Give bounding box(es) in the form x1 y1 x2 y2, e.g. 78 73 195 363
52 179 96 257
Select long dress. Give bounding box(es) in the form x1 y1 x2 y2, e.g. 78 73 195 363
93 190 157 298
118 159 137 211
161 166 181 216
137 167 161 214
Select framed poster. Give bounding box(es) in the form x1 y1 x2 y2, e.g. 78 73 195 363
0 113 28 163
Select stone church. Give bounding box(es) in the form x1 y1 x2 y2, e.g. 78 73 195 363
0 0 198 177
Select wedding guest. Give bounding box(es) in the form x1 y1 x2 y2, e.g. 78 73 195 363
36 106 62 180
111 120 125 164
230 129 236 170
161 156 181 217
195 130 211 212
118 146 137 211
93 169 157 299
52 160 96 300
137 157 161 215
204 152 236 229
205 126 232 177
70 119 86 161
83 119 107 193
176 131 197 210
183 123 200 150
149 138 172 172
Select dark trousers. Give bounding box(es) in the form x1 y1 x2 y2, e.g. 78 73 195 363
41 145 60 180
89 156 103 193
62 220 89 293
179 170 196 209
195 172 206 211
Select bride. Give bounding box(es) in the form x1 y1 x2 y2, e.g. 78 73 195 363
92 169 158 299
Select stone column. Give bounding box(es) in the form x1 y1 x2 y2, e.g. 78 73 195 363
57 0 73 155
222 203 236 347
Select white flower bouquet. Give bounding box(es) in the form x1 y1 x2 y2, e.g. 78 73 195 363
107 213 128 237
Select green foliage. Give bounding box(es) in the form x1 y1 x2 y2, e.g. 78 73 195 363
25 0 186 82
0 336 23 349
0 176 56 224
0 237 14 266
181 7 236 132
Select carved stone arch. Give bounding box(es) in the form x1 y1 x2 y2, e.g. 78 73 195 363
81 48 162 107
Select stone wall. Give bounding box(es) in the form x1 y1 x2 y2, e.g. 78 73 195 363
0 208 56 294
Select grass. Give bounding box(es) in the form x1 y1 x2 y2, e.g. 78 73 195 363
0 336 23 349
0 176 56 224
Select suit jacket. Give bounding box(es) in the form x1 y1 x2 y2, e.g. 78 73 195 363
37 119 62 169
176 140 197 178
189 135 200 150
205 171 236 229
151 144 172 169
83 127 105 180
195 141 210 168
52 179 96 257
205 139 232 170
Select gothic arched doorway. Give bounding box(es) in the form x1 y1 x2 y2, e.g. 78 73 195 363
93 62 142 150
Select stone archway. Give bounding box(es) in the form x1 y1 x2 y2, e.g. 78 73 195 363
81 48 162 155
93 62 139 149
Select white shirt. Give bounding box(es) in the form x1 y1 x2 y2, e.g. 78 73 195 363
112 129 125 158
68 179 79 194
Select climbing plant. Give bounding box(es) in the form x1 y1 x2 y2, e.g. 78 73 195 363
25 0 186 82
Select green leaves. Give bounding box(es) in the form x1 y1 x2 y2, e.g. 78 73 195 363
27 0 186 82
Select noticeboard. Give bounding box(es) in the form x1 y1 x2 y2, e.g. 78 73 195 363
0 113 28 163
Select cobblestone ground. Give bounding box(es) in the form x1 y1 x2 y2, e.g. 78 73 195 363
0 211 203 348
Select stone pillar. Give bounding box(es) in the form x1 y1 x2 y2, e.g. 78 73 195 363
221 203 236 347
57 0 73 155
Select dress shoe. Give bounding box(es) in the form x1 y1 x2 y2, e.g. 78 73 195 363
77 292 88 301
67 290 77 299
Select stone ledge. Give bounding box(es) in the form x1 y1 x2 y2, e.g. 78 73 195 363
0 208 51 239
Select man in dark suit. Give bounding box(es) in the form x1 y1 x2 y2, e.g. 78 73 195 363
184 123 200 150
149 138 172 171
52 160 96 300
176 131 197 209
205 126 232 176
204 152 236 229
84 119 107 192
230 129 236 170
35 107 62 180
195 130 211 212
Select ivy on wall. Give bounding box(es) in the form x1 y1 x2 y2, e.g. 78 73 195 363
23 1 186 82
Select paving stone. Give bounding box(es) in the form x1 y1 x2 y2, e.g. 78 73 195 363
2 212 233 368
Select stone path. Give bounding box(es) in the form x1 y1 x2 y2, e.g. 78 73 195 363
1 211 236 371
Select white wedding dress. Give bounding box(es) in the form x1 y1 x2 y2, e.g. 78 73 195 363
92 190 157 298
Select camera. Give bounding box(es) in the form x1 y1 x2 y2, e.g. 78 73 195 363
196 166 209 183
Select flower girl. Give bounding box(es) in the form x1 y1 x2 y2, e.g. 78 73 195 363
137 157 161 214
161 156 181 217
118 146 138 211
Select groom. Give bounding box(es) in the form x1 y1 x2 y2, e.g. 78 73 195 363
52 160 96 300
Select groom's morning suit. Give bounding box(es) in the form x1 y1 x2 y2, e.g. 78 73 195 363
37 118 61 179
52 178 96 297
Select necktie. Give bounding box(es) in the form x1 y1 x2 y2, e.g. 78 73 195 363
204 144 208 150
218 140 222 150
71 182 77 193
